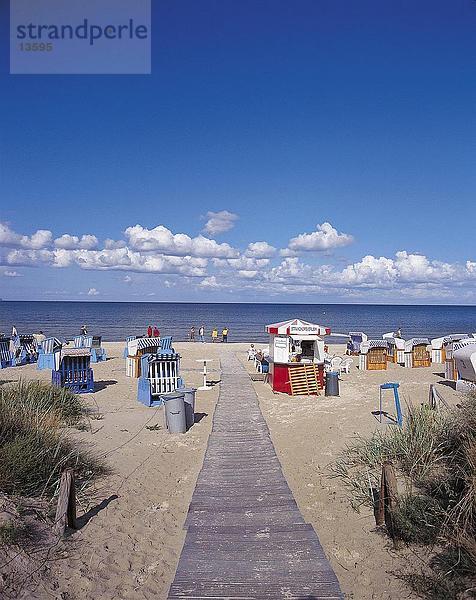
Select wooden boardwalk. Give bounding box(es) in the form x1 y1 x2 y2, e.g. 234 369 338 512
168 353 343 599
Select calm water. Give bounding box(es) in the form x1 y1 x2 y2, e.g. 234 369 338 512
0 302 475 343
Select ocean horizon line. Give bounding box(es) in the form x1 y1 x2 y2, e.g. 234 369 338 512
1 299 476 308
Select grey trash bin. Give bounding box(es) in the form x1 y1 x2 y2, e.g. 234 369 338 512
325 371 340 396
162 391 186 433
180 387 197 429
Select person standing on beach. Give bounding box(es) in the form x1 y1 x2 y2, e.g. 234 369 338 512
199 325 205 343
147 325 153 337
190 326 195 341
153 325 160 337
222 326 228 342
212 327 218 342
80 324 88 335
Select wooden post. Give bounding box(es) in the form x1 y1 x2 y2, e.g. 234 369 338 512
54 469 77 536
377 461 400 547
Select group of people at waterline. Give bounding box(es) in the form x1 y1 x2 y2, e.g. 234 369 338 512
189 325 229 343
145 324 229 342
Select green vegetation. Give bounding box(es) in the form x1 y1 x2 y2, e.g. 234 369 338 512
0 380 107 498
331 394 476 599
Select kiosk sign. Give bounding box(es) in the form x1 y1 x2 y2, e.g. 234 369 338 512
289 325 322 335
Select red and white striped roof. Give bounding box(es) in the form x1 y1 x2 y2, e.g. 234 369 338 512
265 318 330 337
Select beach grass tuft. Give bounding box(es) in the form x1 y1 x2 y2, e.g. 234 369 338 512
0 380 107 498
331 393 476 598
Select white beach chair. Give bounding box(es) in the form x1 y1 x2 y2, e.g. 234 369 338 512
340 357 353 373
330 356 343 372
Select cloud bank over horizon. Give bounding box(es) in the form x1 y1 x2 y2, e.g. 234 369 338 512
1 218 475 303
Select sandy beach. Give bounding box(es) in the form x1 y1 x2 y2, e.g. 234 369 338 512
0 340 462 599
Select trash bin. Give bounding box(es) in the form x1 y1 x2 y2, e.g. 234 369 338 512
325 371 340 396
179 387 197 429
162 391 186 433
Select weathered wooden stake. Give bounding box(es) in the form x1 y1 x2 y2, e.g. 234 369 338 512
54 468 77 536
377 461 400 547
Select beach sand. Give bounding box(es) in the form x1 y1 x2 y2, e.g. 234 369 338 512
1 341 462 599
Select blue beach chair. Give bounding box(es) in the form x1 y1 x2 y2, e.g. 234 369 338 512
37 337 62 370
52 349 94 394
137 352 182 407
0 339 14 369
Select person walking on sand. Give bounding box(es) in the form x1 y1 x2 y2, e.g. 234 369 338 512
222 326 228 343
147 324 153 337
199 325 205 343
190 326 195 341
153 325 160 337
212 327 218 343
80 324 88 335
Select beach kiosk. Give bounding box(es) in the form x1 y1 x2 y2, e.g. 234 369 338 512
404 338 431 368
359 340 388 370
265 319 330 395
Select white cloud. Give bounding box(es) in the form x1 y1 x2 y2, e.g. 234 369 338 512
0 223 53 249
238 270 259 279
245 241 276 258
104 238 126 249
54 234 98 250
125 224 238 258
87 288 99 296
287 222 354 253
202 210 238 235
6 247 208 277
198 275 221 288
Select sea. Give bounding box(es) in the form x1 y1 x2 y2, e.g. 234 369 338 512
0 301 475 343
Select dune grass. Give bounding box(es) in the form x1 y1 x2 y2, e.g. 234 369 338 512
0 380 107 498
330 393 476 598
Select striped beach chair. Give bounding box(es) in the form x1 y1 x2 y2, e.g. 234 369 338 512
159 336 173 353
15 335 38 365
37 337 62 370
126 336 162 378
52 348 94 394
0 338 14 369
137 352 182 407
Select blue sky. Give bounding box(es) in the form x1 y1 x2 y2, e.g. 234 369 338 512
1 0 475 303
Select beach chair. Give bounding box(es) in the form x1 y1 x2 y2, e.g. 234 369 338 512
340 357 353 373
0 339 14 369
125 336 164 378
137 352 182 407
359 341 388 370
52 348 94 394
159 336 173 353
123 335 140 358
404 339 430 368
348 332 368 354
91 336 107 363
330 356 343 372
37 337 62 370
11 335 38 365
